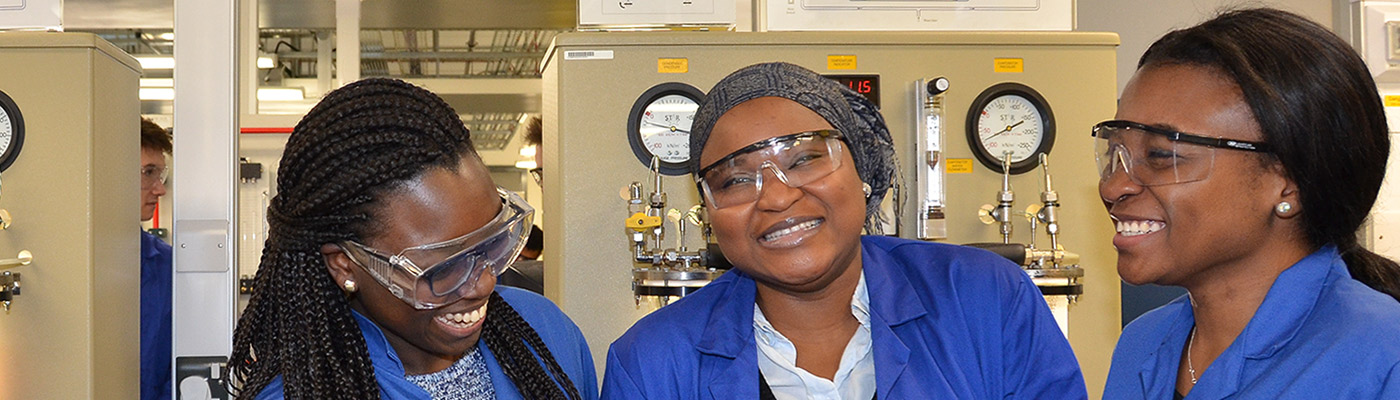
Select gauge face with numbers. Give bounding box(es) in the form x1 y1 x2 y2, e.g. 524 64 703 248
966 83 1055 174
637 94 697 164
628 82 705 176
0 110 12 156
0 90 24 173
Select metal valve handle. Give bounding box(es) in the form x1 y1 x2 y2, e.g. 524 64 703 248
0 249 32 270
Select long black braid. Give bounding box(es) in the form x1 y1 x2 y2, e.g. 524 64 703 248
227 78 582 399
483 291 583 400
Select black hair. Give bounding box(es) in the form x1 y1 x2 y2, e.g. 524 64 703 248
227 78 582 399
141 117 172 154
1139 8 1400 301
525 116 542 147
525 224 544 253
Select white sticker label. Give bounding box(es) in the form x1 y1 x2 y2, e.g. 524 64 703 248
564 50 615 60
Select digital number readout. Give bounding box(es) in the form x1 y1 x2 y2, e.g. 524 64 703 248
822 74 880 108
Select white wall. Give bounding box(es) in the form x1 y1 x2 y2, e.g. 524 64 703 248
1076 0 1334 95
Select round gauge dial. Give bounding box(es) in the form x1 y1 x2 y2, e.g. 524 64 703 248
966 82 1055 174
628 82 704 176
0 90 25 173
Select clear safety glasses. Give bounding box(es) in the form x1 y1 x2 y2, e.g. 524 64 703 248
1092 120 1269 187
141 165 170 189
696 130 847 209
340 187 534 309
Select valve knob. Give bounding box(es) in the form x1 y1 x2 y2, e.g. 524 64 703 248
927 77 950 96
625 212 663 232
1025 204 1043 223
977 204 996 225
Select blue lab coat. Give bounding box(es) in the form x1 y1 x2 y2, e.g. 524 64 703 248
1103 245 1400 399
601 235 1087 399
256 286 598 399
140 230 173 400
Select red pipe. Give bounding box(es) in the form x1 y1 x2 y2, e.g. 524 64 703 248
240 127 293 134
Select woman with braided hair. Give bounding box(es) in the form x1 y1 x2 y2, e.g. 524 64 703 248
227 78 597 399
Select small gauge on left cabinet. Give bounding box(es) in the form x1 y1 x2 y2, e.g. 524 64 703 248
628 82 704 176
0 90 25 173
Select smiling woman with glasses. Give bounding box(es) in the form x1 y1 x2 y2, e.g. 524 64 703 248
226 78 596 400
1099 8 1400 400
601 62 1085 400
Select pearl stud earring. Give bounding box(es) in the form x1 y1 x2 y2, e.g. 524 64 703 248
343 279 358 293
1275 201 1293 215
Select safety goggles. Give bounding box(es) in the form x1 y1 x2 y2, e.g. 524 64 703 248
696 130 847 209
1092 120 1269 187
141 165 169 189
340 187 533 309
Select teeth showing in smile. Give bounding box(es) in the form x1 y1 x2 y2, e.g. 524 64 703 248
436 301 488 329
1116 220 1165 237
762 219 822 242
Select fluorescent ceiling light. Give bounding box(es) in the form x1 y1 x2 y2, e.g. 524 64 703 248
519 145 537 157
139 88 175 101
257 56 276 69
257 87 305 101
140 78 173 87
136 56 175 70
515 160 537 170
158 32 175 41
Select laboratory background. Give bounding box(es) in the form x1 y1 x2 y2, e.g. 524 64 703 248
0 0 1392 399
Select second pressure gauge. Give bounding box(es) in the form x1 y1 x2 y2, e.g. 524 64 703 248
0 90 25 173
628 82 705 176
966 82 1055 174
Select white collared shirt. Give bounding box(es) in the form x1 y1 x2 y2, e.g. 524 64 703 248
753 273 876 400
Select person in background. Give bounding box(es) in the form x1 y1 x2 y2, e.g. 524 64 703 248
226 78 596 399
498 116 545 294
1099 8 1400 399
602 62 1085 399
500 225 545 294
519 225 543 261
139 117 173 400
526 115 542 185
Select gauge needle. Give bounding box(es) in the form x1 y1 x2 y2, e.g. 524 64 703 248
983 120 1024 140
644 120 690 133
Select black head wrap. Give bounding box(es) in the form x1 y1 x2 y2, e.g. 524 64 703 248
690 62 899 232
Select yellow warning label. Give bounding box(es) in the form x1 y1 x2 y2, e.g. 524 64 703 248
946 159 975 174
827 55 858 70
1386 95 1400 108
994 58 1024 73
658 58 688 74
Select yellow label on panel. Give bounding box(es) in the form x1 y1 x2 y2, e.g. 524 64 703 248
994 58 1024 73
1386 95 1400 107
827 55 858 70
946 159 975 174
658 58 689 73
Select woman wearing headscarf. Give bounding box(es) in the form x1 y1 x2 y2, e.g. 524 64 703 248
600 62 1085 399
1100 8 1400 399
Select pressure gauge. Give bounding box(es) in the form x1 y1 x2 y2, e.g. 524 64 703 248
0 90 25 173
628 82 704 176
966 82 1054 174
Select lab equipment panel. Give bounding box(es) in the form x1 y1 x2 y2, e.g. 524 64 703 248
542 31 1119 392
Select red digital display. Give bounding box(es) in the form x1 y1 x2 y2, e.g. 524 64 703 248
822 74 881 108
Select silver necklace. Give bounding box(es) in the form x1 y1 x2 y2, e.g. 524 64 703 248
1187 326 1199 385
